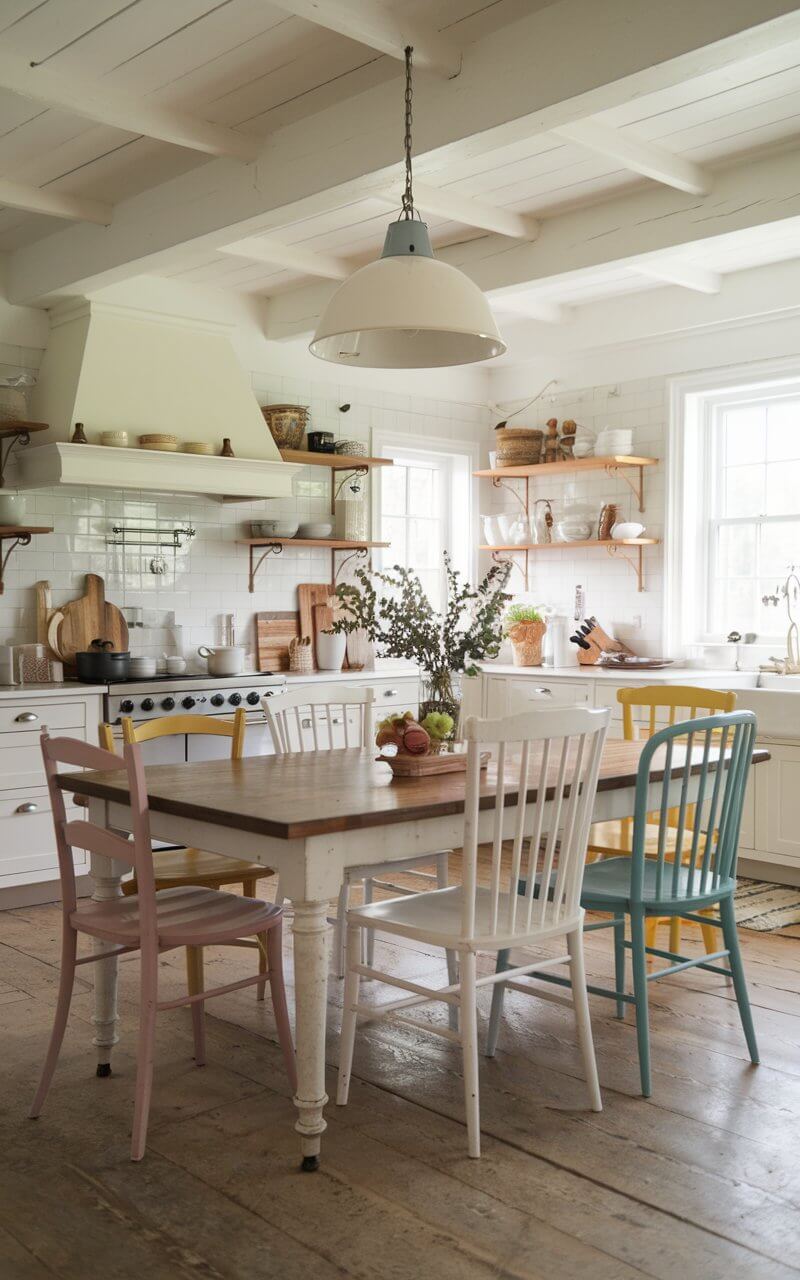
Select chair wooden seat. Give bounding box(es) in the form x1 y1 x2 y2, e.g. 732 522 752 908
73 884 282 946
121 846 270 896
349 884 581 950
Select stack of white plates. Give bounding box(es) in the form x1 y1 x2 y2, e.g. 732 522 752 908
594 428 633 456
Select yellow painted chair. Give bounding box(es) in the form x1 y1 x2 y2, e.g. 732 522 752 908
587 685 738 955
99 709 275 1003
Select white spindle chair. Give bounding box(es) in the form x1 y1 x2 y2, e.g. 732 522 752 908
336 705 610 1157
262 685 454 980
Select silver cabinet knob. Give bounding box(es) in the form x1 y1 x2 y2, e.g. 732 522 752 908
301 717 312 728
15 802 38 814
532 687 553 696
15 711 38 723
383 689 398 697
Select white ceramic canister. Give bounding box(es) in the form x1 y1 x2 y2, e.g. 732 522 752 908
197 645 245 676
315 631 346 672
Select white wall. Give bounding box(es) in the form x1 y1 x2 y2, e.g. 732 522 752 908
0 277 491 661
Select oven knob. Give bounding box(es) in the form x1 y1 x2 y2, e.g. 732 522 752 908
141 698 155 712
228 692 242 706
210 693 225 707
181 696 196 709
161 696 175 711
246 692 260 705
120 699 135 714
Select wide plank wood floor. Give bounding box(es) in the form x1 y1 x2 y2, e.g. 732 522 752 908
1 867 798 1280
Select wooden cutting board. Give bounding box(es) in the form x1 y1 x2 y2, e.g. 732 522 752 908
297 582 335 670
56 574 128 667
255 612 300 672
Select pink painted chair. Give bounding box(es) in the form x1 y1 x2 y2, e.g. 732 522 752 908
31 731 297 1161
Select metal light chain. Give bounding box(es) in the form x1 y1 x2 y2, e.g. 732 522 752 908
401 45 415 219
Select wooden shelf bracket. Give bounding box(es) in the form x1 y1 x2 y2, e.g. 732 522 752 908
0 530 32 594
606 541 647 592
604 462 647 512
490 547 529 588
248 542 283 592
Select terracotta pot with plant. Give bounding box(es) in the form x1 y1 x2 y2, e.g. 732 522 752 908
504 604 547 667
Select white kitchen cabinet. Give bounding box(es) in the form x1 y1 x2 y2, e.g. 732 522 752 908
485 675 590 720
0 688 104 904
753 744 800 867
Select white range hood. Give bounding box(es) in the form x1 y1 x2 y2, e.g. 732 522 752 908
16 300 298 499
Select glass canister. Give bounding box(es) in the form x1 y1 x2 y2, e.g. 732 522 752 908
334 472 368 540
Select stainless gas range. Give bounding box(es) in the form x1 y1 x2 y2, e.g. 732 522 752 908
104 672 287 763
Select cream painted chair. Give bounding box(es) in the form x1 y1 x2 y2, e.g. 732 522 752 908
262 684 453 981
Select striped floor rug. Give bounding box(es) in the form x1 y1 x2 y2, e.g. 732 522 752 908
734 878 800 931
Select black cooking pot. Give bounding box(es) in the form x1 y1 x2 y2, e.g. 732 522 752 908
75 641 130 683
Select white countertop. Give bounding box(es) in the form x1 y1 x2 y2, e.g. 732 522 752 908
478 663 754 684
0 683 105 700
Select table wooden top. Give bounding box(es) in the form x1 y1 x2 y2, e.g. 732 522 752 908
58 741 769 842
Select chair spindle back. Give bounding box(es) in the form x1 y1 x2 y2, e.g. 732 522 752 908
263 684 374 754
461 706 609 944
630 711 757 903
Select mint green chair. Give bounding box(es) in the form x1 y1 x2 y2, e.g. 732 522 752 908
487 711 759 1096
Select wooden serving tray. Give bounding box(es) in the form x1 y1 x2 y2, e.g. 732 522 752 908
377 749 490 777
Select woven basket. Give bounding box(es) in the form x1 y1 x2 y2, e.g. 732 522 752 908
262 404 309 450
288 636 314 674
495 427 543 467
507 619 547 667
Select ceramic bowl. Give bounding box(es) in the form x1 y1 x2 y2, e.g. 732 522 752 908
611 521 645 540
261 518 300 538
100 431 129 448
556 518 592 542
297 521 333 539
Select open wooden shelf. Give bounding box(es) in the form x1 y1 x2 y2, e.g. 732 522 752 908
241 537 390 592
279 449 392 470
241 537 389 550
479 538 659 552
474 454 658 479
0 421 48 439
0 525 52 537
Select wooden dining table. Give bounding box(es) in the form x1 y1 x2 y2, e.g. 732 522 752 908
59 738 769 1170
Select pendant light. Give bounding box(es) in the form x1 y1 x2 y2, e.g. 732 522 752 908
310 47 506 369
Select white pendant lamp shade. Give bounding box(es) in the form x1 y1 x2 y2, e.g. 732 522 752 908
310 219 506 368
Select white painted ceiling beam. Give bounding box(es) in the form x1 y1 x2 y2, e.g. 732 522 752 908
636 260 721 293
0 179 111 225
219 237 349 280
491 295 570 324
266 0 462 77
376 183 538 239
0 52 259 162
488 258 800 359
261 146 800 337
8 0 800 304
552 118 710 195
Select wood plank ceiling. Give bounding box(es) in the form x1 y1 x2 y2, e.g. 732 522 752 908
2 0 800 332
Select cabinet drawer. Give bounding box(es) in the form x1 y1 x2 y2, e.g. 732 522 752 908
0 725 88 791
0 787 85 883
507 678 591 708
371 679 419 708
0 700 86 735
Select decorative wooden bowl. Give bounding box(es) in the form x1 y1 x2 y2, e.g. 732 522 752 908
377 748 490 777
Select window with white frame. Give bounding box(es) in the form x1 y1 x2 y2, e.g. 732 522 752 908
371 432 476 612
668 369 800 651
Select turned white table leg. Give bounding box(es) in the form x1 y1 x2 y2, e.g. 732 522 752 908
291 899 332 1171
89 818 126 1077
